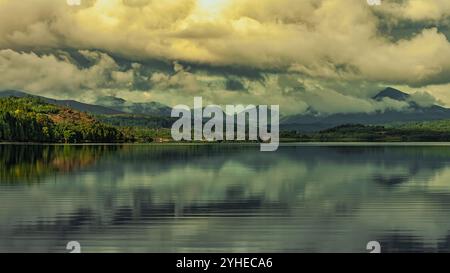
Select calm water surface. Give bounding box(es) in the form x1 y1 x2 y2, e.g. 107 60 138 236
1 143 450 253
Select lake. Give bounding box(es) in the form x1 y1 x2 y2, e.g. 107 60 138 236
1 143 450 253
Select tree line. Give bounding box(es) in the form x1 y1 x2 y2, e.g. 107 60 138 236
0 97 129 143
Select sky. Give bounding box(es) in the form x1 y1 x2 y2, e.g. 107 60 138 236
0 0 450 114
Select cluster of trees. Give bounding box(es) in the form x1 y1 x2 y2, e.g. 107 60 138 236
0 97 129 143
280 123 450 142
0 111 48 142
52 122 127 143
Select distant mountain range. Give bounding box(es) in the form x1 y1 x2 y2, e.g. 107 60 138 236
0 90 124 115
372 87 410 101
2 88 450 132
94 96 172 117
0 90 173 117
281 87 450 132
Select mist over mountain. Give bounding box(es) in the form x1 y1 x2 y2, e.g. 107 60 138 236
94 96 172 117
0 90 124 115
2 88 450 132
281 87 450 132
372 87 411 101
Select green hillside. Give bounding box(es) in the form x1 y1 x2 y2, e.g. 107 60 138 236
389 120 450 132
3 97 450 143
0 97 129 143
281 121 450 142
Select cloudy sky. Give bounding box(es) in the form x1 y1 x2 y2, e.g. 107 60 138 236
1 0 450 114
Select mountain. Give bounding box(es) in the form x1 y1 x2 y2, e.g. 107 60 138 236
4 88 450 133
0 96 127 143
0 90 124 115
281 87 450 132
95 96 172 117
285 122 450 142
372 87 410 101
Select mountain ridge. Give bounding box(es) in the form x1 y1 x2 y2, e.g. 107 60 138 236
281 87 450 132
372 87 410 101
0 90 124 115
2 88 450 132
95 95 172 117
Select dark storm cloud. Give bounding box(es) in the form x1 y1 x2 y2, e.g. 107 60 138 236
225 78 246 91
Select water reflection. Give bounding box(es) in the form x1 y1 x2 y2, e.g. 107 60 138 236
1 144 450 252
0 145 120 183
